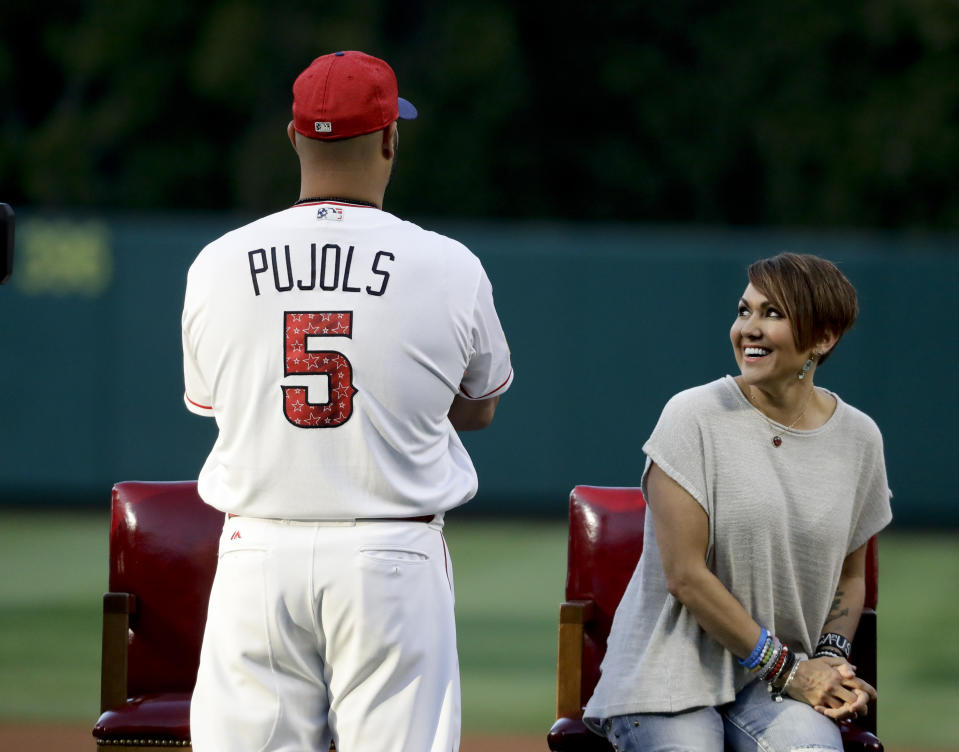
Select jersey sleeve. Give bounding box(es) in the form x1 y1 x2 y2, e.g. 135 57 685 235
181 270 215 418
458 267 513 401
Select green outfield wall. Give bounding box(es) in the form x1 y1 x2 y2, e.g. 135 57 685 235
1 211 955 525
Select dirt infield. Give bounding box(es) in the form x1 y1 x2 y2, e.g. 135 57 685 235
4 724 952 751
0 724 545 751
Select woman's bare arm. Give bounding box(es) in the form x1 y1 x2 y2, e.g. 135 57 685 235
646 462 864 714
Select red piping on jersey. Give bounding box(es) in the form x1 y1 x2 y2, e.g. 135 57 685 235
186 395 213 410
460 368 513 400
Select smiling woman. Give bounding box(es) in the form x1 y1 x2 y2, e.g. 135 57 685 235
582 252 893 752
742 254 859 365
731 254 859 442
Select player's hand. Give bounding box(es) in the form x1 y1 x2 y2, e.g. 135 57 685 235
784 656 874 720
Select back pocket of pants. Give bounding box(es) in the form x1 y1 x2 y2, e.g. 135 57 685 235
359 547 430 563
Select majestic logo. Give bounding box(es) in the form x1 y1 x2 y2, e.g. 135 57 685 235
230 530 242 541
314 121 332 133
316 206 344 221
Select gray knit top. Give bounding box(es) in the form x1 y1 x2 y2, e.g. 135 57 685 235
584 376 893 721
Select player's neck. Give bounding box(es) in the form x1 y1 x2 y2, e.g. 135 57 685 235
297 188 384 208
298 172 386 210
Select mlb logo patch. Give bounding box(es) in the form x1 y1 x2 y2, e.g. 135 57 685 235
314 121 332 133
316 206 343 221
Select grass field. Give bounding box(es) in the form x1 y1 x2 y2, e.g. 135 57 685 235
0 511 957 749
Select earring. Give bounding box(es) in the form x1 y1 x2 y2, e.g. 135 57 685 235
797 350 822 380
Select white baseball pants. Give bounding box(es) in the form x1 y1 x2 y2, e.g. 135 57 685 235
190 515 460 752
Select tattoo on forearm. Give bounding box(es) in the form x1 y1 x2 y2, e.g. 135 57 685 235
827 590 850 623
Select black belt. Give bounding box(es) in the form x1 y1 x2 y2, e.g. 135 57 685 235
360 515 436 523
228 513 436 523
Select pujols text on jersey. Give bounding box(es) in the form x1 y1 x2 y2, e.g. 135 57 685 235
248 243 394 297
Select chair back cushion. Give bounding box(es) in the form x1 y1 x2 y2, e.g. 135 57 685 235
567 485 647 705
110 481 224 696
864 536 878 610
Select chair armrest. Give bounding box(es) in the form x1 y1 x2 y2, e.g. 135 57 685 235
556 599 595 719
849 608 877 735
548 716 611 751
839 720 884 752
101 592 136 712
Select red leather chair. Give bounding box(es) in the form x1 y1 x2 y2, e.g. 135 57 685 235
93 481 224 749
547 485 882 752
93 481 340 751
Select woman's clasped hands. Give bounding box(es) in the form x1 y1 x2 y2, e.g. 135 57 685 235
786 656 877 721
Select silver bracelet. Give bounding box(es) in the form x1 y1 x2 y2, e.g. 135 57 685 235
772 658 804 702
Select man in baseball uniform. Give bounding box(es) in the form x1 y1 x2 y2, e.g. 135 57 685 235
182 50 513 752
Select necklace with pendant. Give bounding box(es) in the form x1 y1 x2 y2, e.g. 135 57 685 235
749 386 814 447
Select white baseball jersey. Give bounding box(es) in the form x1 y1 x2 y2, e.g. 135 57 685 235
182 200 513 520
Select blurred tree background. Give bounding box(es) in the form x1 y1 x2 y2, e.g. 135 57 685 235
3 0 959 227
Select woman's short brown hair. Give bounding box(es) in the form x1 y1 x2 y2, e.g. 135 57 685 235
747 253 858 366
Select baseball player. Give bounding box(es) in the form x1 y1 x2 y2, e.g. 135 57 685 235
182 51 513 752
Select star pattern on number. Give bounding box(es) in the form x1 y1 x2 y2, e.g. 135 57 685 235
283 311 356 428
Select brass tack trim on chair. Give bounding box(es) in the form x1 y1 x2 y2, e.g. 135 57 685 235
96 740 191 747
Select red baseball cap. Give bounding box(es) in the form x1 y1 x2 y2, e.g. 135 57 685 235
292 51 417 141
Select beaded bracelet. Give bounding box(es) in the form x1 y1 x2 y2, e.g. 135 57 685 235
741 630 799 691
755 635 774 670
762 643 790 683
756 638 781 677
772 657 804 702
739 627 770 669
770 647 796 685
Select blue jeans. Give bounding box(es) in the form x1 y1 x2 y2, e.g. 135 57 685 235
599 680 843 752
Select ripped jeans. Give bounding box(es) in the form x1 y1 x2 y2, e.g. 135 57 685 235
599 679 843 752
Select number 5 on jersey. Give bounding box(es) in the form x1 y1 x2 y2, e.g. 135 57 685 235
282 311 357 428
